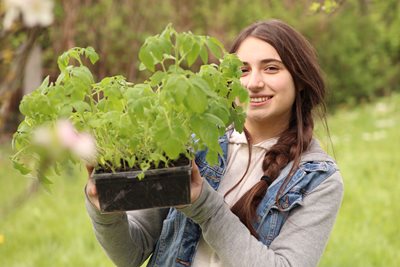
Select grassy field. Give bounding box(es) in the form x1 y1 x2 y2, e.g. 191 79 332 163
317 94 400 267
1 94 399 266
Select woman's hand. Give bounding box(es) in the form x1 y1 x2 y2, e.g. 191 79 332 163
86 165 101 210
190 161 204 203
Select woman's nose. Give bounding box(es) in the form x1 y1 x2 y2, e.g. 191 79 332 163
245 71 265 92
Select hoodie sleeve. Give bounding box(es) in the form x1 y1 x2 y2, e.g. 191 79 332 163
178 171 344 267
85 190 169 267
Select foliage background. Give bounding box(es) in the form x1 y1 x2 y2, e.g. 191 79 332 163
0 0 399 266
2 0 400 114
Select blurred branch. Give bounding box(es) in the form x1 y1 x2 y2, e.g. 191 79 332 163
0 27 43 134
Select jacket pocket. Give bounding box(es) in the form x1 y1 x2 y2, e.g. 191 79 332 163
157 209 179 252
258 191 304 246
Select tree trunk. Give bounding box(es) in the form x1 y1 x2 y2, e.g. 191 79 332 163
0 27 42 137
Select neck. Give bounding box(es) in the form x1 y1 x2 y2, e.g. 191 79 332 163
244 118 289 144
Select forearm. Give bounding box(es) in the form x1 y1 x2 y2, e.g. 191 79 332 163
85 195 168 267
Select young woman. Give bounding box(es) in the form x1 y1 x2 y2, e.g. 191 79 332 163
85 19 343 267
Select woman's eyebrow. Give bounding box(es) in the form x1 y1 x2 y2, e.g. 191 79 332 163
241 58 283 65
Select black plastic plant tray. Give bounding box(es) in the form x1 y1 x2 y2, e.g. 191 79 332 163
93 162 191 213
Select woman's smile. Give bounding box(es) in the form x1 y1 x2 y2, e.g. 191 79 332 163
249 95 273 107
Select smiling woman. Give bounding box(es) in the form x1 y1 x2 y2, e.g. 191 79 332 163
237 37 296 142
85 19 344 267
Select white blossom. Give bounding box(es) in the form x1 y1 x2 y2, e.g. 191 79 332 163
32 125 52 147
3 0 54 30
3 1 20 30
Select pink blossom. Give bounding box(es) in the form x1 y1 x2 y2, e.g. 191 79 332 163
55 119 97 164
71 132 97 165
56 120 80 149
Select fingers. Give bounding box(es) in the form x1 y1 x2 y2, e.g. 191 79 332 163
87 178 97 196
86 165 94 177
85 165 100 210
190 160 203 203
191 160 201 180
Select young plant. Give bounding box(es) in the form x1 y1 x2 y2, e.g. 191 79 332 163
11 25 248 184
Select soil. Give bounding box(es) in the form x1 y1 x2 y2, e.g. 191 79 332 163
95 154 190 174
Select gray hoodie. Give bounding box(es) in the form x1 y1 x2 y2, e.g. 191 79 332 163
86 139 344 267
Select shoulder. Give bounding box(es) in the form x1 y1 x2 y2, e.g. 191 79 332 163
300 138 335 163
307 170 344 201
300 138 344 195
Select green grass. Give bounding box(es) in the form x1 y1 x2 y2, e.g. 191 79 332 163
317 93 400 267
1 94 399 266
0 148 115 266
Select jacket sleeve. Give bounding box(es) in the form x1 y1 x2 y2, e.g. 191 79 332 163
85 192 169 267
178 171 344 267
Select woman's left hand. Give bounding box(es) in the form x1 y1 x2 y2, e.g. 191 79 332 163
190 160 204 203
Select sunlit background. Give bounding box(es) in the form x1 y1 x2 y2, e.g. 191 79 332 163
0 0 399 266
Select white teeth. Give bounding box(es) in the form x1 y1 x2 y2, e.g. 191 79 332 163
250 96 271 103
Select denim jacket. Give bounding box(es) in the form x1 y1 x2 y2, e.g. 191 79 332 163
147 133 338 267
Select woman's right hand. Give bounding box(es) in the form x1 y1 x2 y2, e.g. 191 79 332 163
86 166 101 210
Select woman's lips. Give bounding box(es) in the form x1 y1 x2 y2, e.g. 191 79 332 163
249 96 273 107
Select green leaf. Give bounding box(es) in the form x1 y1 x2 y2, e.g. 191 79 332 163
139 62 147 71
220 53 243 78
148 38 163 62
187 41 200 67
163 74 189 105
185 85 207 113
199 44 208 64
206 37 224 59
177 34 192 59
205 150 219 166
139 46 155 72
87 118 103 128
71 101 91 113
234 80 249 103
149 71 166 87
12 159 31 175
190 76 217 98
203 113 225 128
162 137 182 159
57 52 69 72
231 106 246 132
209 104 230 125
69 49 81 64
38 174 53 193
38 76 50 93
65 67 94 103
84 46 99 64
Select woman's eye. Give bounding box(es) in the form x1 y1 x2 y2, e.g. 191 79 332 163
265 66 279 73
240 68 250 74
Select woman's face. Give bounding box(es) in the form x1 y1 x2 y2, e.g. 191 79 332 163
236 37 296 131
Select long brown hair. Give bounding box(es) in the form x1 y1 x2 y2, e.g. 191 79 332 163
229 20 327 237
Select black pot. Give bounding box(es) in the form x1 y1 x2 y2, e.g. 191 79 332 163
93 159 191 213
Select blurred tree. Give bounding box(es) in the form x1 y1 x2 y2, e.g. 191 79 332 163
0 0 53 136
1 0 399 136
